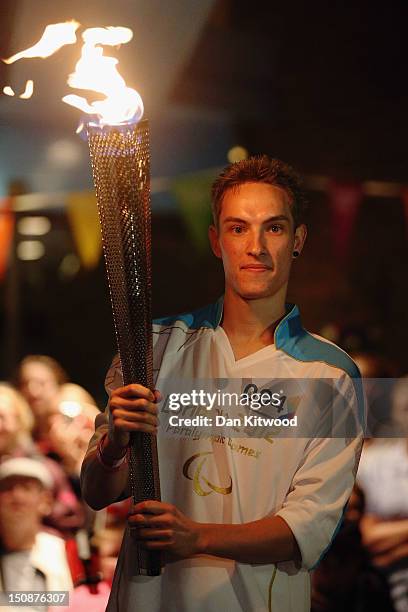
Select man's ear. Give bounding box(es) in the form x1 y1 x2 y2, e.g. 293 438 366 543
294 224 307 255
208 225 222 259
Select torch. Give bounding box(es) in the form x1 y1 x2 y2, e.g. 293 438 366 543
87 120 162 576
3 21 162 576
63 27 162 576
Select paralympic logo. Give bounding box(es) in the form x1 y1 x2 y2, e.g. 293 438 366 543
182 452 233 497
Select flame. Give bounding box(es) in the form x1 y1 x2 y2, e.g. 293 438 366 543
3 21 79 64
2 80 34 99
2 20 143 127
62 26 143 126
19 80 34 99
3 86 15 96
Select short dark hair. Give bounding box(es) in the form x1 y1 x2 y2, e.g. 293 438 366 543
211 155 308 229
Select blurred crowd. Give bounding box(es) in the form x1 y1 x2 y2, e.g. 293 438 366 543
0 352 408 611
312 353 408 612
0 355 126 611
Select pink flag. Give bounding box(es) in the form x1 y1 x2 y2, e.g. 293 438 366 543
328 180 363 262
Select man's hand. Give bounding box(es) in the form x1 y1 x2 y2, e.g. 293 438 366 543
129 500 202 558
108 384 160 450
128 501 300 565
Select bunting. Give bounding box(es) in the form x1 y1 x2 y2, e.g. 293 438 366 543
328 180 363 261
66 191 102 270
171 170 216 254
0 197 15 281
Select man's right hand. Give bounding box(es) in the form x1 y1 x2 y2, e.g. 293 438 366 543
108 384 160 451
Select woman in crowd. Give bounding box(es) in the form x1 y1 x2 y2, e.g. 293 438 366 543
0 383 84 536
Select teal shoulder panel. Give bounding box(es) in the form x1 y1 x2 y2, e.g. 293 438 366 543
280 328 360 379
275 305 365 428
153 297 223 331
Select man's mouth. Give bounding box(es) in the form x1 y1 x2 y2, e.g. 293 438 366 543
240 264 271 271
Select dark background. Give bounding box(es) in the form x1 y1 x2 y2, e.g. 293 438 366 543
0 0 407 403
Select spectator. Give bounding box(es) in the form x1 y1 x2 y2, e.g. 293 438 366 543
311 485 394 611
0 384 85 537
357 376 408 612
48 384 100 478
16 355 68 454
0 383 34 458
0 458 73 608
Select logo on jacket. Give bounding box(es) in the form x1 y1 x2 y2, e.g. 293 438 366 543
182 452 233 496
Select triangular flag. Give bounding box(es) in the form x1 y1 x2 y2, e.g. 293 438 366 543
171 170 216 255
328 180 363 262
66 191 102 270
0 197 15 281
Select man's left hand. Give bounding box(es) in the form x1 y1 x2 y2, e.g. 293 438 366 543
128 500 203 558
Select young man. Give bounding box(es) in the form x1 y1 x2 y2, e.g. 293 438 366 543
81 156 363 612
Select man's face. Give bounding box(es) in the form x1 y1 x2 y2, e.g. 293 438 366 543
209 182 306 301
19 362 59 418
0 476 49 533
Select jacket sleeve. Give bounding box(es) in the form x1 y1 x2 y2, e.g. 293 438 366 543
80 354 131 500
275 374 363 570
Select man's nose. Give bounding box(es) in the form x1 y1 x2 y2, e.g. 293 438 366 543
7 483 26 500
246 230 266 256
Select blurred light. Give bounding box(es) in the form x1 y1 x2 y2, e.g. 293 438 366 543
227 145 248 163
19 80 34 99
59 253 81 279
46 139 83 169
17 216 51 236
320 324 339 343
17 240 45 261
59 400 82 418
3 86 15 96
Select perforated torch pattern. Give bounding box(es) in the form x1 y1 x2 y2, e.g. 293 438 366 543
87 120 161 576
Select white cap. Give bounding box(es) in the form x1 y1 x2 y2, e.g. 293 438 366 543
0 458 53 489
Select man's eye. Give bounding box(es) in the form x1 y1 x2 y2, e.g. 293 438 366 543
231 226 245 234
269 224 282 233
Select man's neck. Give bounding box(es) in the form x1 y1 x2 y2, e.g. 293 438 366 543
221 286 287 360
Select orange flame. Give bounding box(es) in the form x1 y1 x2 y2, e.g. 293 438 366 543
2 20 143 126
62 26 143 126
19 80 34 99
3 86 15 96
3 20 79 64
2 81 33 98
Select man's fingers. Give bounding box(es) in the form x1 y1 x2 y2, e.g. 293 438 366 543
135 528 173 541
114 418 158 434
141 540 173 550
110 397 159 417
131 500 176 515
112 384 155 402
153 389 162 403
112 408 158 427
129 512 173 528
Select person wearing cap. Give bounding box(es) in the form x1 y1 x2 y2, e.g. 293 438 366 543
0 457 73 607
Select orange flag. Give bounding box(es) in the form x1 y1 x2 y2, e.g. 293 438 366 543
0 197 15 281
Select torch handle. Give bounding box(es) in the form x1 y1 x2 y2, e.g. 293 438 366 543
87 120 161 576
